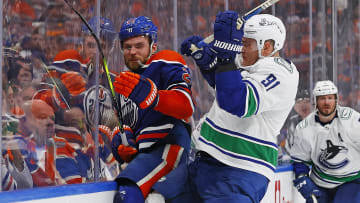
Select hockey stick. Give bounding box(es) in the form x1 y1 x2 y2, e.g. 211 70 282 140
63 0 128 145
311 194 318 203
199 0 280 45
40 63 71 110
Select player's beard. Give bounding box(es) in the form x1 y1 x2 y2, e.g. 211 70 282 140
318 104 336 117
125 57 147 71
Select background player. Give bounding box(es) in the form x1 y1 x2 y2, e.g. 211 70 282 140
289 80 360 203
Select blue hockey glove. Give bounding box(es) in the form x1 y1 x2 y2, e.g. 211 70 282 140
211 10 244 60
180 35 203 56
293 175 322 203
111 126 137 163
181 36 218 71
114 72 159 109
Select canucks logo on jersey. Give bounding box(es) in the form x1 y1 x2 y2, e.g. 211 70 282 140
318 140 349 169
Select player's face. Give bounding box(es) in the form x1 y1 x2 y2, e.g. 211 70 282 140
294 99 311 119
316 94 337 116
16 61 32 87
64 107 86 135
122 36 155 71
240 37 259 67
83 36 106 62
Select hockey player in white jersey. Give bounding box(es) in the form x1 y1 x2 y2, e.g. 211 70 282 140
180 12 299 202
289 80 360 203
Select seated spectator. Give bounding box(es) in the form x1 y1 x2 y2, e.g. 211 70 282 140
2 135 33 189
7 58 33 88
13 100 84 187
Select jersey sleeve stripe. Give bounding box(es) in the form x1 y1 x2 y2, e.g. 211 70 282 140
136 133 168 142
244 86 258 117
140 124 174 134
243 80 260 114
172 89 194 112
167 82 190 90
145 50 186 66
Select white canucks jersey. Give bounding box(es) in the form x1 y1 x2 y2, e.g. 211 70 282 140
192 57 299 180
289 106 360 188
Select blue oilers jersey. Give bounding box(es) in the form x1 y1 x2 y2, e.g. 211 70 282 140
119 50 193 151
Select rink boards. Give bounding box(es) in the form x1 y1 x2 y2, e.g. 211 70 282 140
0 164 306 203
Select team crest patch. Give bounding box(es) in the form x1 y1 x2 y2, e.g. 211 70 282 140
274 58 293 73
339 107 352 120
297 119 308 129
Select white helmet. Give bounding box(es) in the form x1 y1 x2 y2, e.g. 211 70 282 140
313 80 338 97
313 80 338 107
243 14 286 57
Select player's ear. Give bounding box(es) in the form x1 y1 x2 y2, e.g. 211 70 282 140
77 43 84 56
151 43 158 53
261 40 274 57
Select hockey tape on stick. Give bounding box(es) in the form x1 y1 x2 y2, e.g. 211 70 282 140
311 194 318 203
63 0 128 145
194 0 280 48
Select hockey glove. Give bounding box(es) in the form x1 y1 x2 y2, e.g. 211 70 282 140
211 10 243 61
111 126 137 163
53 71 87 109
293 175 322 203
181 36 218 71
114 72 158 109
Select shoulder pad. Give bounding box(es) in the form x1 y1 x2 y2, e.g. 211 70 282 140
147 50 186 66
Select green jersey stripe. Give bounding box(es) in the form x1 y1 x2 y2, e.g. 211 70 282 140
313 167 360 183
201 121 278 166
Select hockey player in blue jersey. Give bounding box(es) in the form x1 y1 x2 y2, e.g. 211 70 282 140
80 16 118 88
289 80 360 203
180 11 298 202
81 16 117 67
111 16 194 202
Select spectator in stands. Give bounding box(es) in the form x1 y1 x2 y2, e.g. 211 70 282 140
18 99 84 187
7 58 33 88
4 84 23 117
278 89 311 163
2 135 33 189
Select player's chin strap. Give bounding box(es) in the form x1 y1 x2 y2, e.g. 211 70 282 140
136 40 156 68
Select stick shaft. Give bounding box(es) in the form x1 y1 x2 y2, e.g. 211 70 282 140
63 0 128 145
202 0 280 44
